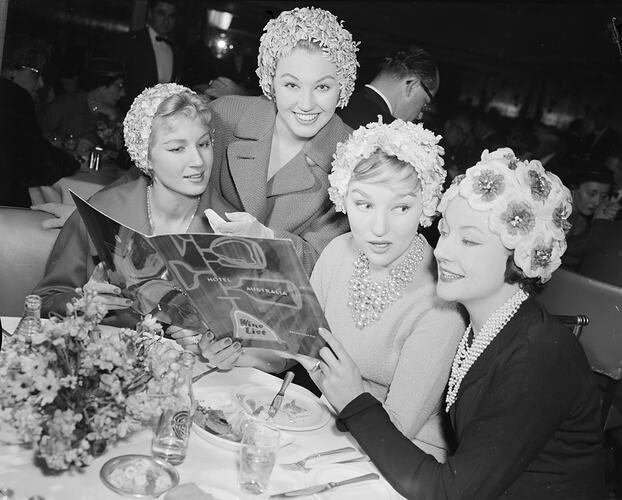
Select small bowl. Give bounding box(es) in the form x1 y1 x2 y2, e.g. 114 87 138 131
100 454 179 498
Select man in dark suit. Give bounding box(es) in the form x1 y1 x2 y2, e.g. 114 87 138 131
338 47 439 129
115 0 181 108
0 35 79 207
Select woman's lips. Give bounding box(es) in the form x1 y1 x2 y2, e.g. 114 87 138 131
438 267 464 282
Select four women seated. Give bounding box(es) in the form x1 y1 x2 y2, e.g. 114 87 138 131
32 6 605 498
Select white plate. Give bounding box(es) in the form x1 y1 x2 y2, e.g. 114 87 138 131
306 464 396 500
192 386 294 450
232 382 330 431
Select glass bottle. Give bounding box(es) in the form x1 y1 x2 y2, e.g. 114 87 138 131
151 351 196 465
15 294 42 337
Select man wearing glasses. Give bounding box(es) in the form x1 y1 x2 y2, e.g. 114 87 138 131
338 47 439 129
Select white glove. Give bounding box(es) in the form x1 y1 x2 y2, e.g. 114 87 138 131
205 209 274 239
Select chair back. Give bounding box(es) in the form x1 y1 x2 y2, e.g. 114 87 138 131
538 268 622 381
0 206 60 316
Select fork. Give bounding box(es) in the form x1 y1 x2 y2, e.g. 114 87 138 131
292 455 371 473
280 446 356 471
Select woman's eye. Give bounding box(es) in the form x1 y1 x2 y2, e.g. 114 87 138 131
284 82 298 89
355 201 372 210
461 238 479 246
168 146 183 152
198 141 212 148
393 205 410 213
316 84 330 91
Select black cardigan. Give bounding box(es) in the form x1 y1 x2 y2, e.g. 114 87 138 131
337 298 604 500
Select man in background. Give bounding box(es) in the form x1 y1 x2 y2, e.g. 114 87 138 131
0 35 79 207
338 47 439 129
115 0 181 108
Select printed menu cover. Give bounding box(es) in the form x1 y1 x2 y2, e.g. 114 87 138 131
71 192 328 360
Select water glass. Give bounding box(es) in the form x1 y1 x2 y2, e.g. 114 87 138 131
238 419 280 495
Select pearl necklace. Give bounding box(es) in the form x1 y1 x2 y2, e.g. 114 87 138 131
348 235 425 329
146 184 200 235
445 289 529 411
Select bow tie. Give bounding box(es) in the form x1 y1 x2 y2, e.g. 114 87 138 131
155 35 171 45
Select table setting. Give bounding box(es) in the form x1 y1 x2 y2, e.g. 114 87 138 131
0 301 405 500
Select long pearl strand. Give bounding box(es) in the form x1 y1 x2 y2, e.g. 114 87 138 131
146 184 200 235
445 288 529 411
348 235 425 329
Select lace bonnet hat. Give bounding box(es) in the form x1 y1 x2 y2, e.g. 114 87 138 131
123 83 196 174
256 6 359 108
437 148 573 282
328 118 446 227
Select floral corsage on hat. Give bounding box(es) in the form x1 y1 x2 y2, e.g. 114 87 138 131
438 147 572 282
328 118 446 227
123 83 196 174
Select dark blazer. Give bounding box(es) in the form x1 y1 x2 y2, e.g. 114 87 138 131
208 95 351 275
337 85 393 130
114 28 181 106
34 174 232 324
0 78 79 207
337 298 604 500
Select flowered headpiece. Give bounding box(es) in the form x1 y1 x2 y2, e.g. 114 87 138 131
438 148 572 282
256 7 359 108
123 83 196 174
328 118 446 227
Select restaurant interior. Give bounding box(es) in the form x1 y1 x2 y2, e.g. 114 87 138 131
1 1 622 499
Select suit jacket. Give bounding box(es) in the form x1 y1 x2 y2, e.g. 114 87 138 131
208 95 351 275
337 85 393 130
114 28 181 106
0 78 79 207
33 174 232 325
337 298 604 500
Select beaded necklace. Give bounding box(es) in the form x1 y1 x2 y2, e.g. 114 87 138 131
146 184 200 235
348 235 425 329
445 288 529 411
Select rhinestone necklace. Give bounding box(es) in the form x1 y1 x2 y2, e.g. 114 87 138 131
445 288 529 411
348 235 425 329
146 184 200 235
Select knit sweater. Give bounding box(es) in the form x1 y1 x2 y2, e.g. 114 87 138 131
310 233 465 455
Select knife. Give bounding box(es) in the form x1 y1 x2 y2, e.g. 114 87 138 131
267 371 295 418
269 472 379 498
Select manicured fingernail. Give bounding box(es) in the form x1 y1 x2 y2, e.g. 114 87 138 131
114 288 121 294
224 338 232 346
232 342 241 350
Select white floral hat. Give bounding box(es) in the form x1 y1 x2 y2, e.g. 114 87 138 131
438 147 572 282
256 6 359 109
123 83 196 174
328 118 446 227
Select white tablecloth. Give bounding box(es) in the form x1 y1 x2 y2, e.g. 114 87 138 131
29 168 123 206
0 318 404 500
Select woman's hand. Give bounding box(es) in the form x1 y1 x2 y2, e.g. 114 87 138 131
301 328 365 413
167 325 205 354
31 202 75 229
594 199 621 221
83 262 132 309
205 209 274 239
197 331 242 370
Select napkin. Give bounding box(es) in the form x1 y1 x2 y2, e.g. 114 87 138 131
164 482 215 500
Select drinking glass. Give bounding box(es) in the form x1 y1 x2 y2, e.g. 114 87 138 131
238 419 280 495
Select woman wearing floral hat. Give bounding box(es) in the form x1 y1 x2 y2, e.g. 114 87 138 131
300 119 465 462
306 148 604 499
34 83 232 326
202 6 358 276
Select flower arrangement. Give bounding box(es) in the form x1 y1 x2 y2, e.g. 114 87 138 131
438 147 572 282
0 289 189 471
328 118 446 227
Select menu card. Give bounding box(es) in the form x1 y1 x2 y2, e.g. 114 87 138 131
71 192 328 360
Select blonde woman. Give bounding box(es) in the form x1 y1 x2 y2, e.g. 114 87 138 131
34 83 232 326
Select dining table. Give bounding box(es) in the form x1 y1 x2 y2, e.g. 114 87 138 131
28 165 125 206
0 317 405 500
